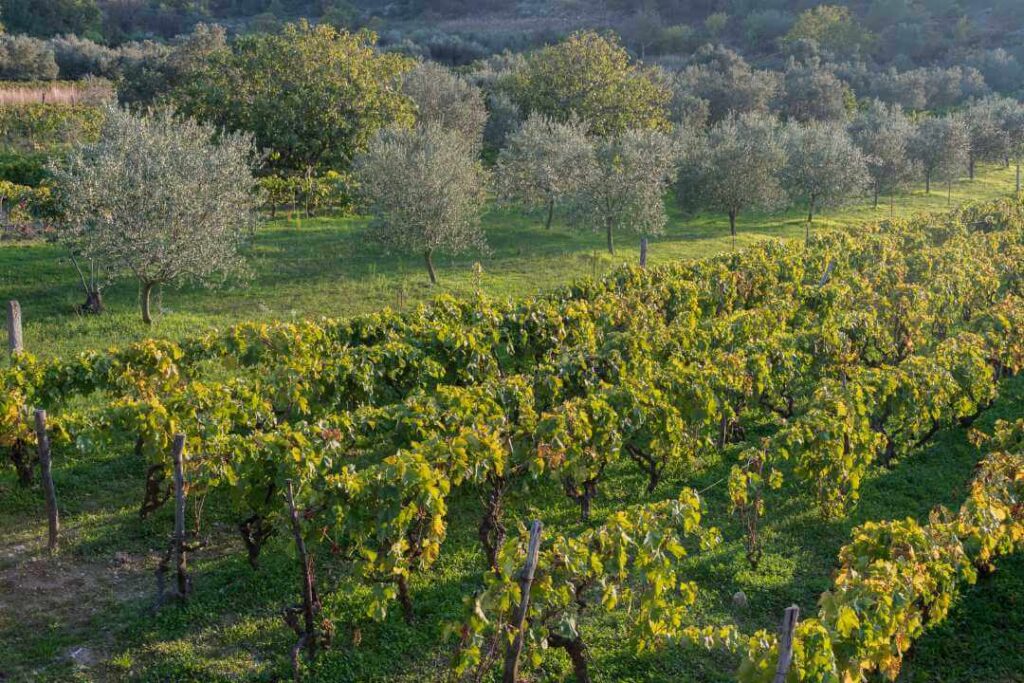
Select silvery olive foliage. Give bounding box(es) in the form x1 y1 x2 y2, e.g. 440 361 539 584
848 100 919 207
782 119 870 226
482 91 522 152
964 97 1014 178
50 106 260 324
567 128 678 255
676 111 788 237
494 113 596 229
776 58 853 123
0 34 59 81
909 114 971 194
998 98 1024 191
674 45 780 123
354 122 489 284
402 61 488 146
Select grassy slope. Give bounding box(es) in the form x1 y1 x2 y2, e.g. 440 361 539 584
1 164 1017 358
0 165 1023 682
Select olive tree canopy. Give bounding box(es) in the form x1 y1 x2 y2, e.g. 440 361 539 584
494 113 596 229
676 112 788 238
354 123 489 284
402 61 488 146
50 106 260 324
908 115 970 195
568 128 677 254
848 100 918 207
782 119 869 227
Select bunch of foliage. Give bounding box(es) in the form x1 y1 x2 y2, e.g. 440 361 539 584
49 106 260 323
172 21 415 175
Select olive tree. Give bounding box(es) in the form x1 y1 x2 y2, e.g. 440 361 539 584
402 61 488 146
965 98 1012 180
568 129 677 255
354 123 488 284
777 58 853 123
494 114 596 229
0 35 59 81
676 112 788 239
998 99 1024 192
848 100 918 208
909 115 970 197
50 107 259 324
675 45 780 123
782 120 869 230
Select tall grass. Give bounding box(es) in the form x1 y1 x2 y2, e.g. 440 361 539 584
0 79 114 107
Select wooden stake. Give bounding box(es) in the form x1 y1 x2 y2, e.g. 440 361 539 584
773 604 800 683
33 410 59 553
7 300 22 355
639 237 648 269
502 520 543 683
171 434 189 599
286 479 317 661
818 259 836 287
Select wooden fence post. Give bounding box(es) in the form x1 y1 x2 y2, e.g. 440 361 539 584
171 434 189 599
773 604 800 683
33 410 59 553
7 300 22 355
639 237 648 269
502 520 543 683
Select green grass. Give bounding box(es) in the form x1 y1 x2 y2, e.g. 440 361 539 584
1 163 1017 358
1 164 1023 682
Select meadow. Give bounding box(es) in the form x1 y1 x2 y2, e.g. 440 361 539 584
2 163 1017 359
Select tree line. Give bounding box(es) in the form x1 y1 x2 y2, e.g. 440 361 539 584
40 27 1024 322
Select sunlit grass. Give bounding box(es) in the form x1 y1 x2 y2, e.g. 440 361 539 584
1 163 1017 358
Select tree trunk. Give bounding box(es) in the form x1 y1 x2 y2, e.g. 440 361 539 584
82 290 103 315
969 157 975 180
807 195 815 225
396 574 414 624
728 209 737 236
478 477 507 572
548 634 591 683
947 181 952 207
140 282 155 325
544 198 554 230
605 222 614 255
423 249 437 285
925 173 930 194
873 185 879 208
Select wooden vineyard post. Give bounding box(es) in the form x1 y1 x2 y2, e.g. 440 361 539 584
818 259 836 287
171 434 188 599
155 434 190 607
639 237 648 269
773 604 800 683
502 520 543 683
7 300 22 355
285 478 322 682
33 410 59 553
